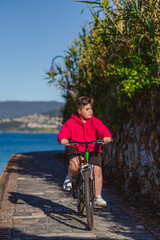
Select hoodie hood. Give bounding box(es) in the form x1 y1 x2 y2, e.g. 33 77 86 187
71 113 92 125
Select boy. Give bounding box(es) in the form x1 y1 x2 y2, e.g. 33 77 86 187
57 96 112 207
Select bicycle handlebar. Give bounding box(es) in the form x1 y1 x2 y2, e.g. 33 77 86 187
66 139 113 146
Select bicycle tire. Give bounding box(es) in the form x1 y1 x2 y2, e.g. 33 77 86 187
76 174 84 216
84 169 94 230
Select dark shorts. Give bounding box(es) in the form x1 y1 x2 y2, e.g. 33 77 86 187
65 147 102 168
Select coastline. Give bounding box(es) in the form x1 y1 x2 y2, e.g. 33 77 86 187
0 132 63 179
0 130 59 134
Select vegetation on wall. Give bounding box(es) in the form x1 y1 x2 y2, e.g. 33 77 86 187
46 0 160 132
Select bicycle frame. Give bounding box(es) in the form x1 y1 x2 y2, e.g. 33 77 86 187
67 139 105 182
80 143 94 181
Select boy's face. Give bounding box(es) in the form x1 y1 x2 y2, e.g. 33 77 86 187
78 103 93 120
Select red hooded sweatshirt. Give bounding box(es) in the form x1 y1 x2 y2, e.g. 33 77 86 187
57 114 112 153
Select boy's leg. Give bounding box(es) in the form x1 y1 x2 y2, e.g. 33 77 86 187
63 155 83 191
94 165 103 198
94 165 107 207
68 156 82 177
88 152 103 198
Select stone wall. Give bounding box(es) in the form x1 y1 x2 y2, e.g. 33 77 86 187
103 119 160 206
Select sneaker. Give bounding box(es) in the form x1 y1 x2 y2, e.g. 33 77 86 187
63 174 73 191
94 195 107 208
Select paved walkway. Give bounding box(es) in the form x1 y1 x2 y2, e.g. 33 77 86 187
0 151 159 240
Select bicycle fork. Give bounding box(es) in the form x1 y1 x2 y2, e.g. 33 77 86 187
81 164 95 203
80 164 94 181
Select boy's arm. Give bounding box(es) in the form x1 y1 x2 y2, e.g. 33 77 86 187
95 119 112 142
57 121 72 144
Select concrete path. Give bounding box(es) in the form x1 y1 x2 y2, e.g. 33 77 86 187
0 151 159 240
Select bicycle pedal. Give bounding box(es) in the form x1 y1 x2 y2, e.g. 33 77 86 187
94 205 103 209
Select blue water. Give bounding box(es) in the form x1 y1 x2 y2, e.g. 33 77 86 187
0 133 65 177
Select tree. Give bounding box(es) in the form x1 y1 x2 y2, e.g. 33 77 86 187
47 0 160 130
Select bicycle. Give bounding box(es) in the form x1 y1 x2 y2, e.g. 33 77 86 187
66 139 106 230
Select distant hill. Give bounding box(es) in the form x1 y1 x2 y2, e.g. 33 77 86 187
0 101 64 119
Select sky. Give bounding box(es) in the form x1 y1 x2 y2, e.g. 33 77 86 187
0 0 92 103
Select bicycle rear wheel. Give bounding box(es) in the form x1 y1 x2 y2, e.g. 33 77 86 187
76 174 84 216
84 169 94 230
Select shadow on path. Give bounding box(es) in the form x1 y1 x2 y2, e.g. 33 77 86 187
9 192 87 231
0 227 114 240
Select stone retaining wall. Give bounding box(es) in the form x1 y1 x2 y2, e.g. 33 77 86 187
0 154 19 207
103 120 160 205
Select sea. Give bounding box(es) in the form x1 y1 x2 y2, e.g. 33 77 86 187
0 132 65 177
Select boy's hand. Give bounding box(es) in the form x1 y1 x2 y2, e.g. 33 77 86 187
103 137 112 143
60 139 69 145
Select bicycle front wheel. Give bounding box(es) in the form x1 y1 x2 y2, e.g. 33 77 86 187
84 169 94 230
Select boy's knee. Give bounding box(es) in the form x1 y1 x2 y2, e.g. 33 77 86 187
69 159 79 172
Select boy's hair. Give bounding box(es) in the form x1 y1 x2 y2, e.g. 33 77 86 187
76 96 94 109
